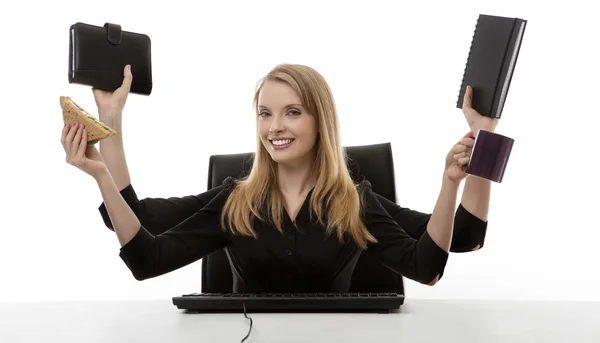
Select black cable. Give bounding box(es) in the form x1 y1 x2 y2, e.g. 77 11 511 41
241 302 253 342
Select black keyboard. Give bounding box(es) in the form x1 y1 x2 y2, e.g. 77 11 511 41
172 292 404 313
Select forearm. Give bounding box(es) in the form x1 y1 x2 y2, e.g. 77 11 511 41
95 168 141 247
461 175 491 222
426 175 461 253
99 115 131 191
460 123 495 222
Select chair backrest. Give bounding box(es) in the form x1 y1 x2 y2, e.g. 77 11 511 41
202 142 405 294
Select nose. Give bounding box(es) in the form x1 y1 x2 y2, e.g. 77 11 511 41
269 115 284 134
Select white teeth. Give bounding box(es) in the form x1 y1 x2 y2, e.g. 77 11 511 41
272 139 293 146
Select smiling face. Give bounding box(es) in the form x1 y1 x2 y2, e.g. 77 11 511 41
257 79 319 167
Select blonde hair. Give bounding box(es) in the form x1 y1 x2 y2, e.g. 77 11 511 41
220 64 377 249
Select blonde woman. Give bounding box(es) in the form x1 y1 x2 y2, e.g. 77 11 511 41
62 64 492 292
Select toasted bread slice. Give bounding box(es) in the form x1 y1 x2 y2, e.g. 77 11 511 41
60 96 117 144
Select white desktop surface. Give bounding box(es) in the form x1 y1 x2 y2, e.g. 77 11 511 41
1 298 599 342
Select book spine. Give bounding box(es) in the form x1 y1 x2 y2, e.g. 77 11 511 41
490 19 517 119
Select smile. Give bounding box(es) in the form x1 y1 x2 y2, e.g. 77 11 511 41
270 138 295 150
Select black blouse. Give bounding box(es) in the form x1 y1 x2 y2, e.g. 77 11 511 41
98 177 487 293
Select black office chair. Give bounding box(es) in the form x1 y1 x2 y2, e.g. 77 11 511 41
201 142 405 294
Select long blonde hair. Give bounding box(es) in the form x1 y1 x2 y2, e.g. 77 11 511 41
220 64 377 249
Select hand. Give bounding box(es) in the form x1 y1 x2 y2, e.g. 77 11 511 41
61 121 108 179
445 131 475 184
462 85 499 133
93 65 133 119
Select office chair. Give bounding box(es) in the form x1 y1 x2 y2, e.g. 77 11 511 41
201 142 405 294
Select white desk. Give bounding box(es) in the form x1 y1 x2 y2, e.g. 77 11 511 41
1 299 599 342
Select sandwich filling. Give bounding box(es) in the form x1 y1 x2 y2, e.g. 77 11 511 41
68 99 113 133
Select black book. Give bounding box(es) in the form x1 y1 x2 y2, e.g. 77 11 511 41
456 14 527 118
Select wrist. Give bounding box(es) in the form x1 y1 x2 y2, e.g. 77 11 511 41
442 173 461 188
99 111 122 123
474 122 497 134
93 166 112 183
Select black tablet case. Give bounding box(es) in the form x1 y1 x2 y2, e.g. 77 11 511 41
69 22 152 95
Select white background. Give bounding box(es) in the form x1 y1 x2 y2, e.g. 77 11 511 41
0 0 598 303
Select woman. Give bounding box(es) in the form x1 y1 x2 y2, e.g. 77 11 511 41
61 64 492 292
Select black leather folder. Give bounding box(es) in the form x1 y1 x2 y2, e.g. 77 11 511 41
68 22 152 95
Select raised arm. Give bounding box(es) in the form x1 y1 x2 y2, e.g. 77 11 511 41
94 65 133 191
375 193 487 253
62 116 232 281
95 170 145 247
93 66 223 235
364 134 480 285
96 170 233 280
361 179 456 286
374 130 488 253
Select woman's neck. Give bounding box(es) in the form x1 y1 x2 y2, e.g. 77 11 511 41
277 159 316 196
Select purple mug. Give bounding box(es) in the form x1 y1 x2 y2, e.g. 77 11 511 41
466 130 514 183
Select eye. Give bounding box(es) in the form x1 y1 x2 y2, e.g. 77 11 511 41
258 111 270 117
288 109 301 116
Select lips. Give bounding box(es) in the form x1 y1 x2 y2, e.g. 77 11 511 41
271 138 294 146
269 138 295 150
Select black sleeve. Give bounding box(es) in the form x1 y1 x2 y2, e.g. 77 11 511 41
98 182 226 235
452 204 488 252
361 181 449 285
118 177 236 281
374 193 487 253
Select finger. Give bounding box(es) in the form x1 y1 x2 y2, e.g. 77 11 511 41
71 123 83 154
454 151 469 160
61 122 69 146
76 129 88 160
457 131 474 143
459 137 475 148
122 64 133 90
463 85 473 110
458 156 470 166
65 122 78 156
452 144 467 154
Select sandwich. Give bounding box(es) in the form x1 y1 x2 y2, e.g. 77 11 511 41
60 96 117 144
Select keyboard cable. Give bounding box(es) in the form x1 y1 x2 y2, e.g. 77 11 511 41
241 302 253 342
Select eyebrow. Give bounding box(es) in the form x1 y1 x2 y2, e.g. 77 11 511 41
258 104 304 110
